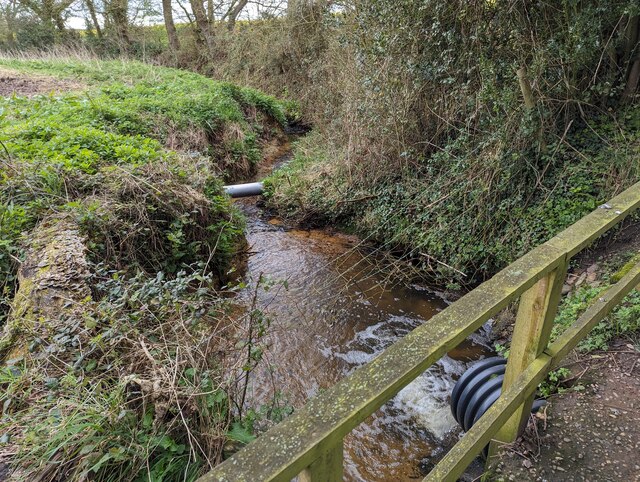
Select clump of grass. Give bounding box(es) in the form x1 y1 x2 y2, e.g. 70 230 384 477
0 267 265 481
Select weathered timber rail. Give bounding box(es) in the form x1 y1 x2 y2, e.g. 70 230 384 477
199 181 640 482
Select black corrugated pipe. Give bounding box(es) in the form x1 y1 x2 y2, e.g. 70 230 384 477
450 357 546 457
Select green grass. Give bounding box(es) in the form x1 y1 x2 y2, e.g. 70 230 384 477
0 58 287 170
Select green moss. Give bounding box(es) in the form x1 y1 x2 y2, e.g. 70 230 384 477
611 254 640 283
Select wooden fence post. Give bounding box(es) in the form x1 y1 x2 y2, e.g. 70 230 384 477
488 260 568 457
299 440 344 482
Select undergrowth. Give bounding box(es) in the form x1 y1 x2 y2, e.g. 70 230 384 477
0 267 283 481
266 108 640 286
551 286 640 353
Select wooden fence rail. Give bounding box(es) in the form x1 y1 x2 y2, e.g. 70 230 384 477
198 181 640 482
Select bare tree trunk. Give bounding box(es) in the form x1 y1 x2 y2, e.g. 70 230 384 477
226 0 247 31
106 0 131 49
622 15 639 103
623 57 640 102
516 67 536 109
623 15 639 65
85 0 103 39
189 0 214 59
162 0 180 54
517 66 547 154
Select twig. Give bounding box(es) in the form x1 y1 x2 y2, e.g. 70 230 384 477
0 139 13 162
562 365 589 384
420 252 467 277
601 402 639 413
139 338 156 365
335 194 377 205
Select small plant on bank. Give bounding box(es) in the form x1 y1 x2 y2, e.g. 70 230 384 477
537 368 573 398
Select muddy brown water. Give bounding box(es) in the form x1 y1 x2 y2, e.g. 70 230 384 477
234 151 491 481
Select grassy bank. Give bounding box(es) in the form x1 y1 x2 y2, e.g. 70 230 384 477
0 58 287 480
266 110 640 287
0 56 289 317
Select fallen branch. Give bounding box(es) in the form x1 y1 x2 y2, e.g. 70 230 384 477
420 252 467 277
0 216 91 362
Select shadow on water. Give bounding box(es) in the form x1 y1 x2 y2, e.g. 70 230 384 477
233 145 491 480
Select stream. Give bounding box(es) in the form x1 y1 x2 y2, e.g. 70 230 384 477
235 145 491 481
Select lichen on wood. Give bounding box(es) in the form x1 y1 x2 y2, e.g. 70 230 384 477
1 216 91 363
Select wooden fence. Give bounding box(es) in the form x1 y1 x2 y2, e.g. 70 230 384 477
198 181 640 482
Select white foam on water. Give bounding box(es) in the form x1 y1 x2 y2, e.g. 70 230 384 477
326 315 484 441
393 356 466 439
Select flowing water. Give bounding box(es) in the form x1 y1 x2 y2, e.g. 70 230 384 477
235 147 491 480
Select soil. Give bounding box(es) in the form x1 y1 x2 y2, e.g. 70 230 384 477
492 342 640 481
0 67 83 97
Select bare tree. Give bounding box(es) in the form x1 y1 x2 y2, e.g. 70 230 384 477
162 0 180 54
84 0 102 38
224 0 247 30
104 0 130 47
0 0 20 46
18 0 74 31
189 0 214 58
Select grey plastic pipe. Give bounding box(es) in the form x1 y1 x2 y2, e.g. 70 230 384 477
223 182 264 198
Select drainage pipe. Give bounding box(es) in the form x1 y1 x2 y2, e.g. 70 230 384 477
223 182 265 198
450 357 547 457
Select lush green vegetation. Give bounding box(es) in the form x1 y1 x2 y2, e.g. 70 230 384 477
0 57 287 169
0 58 288 481
266 109 640 286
